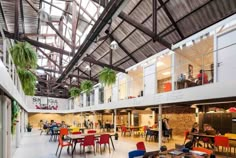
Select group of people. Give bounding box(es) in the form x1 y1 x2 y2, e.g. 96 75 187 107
190 122 217 148
40 120 68 135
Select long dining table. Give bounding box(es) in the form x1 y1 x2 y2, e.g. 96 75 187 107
66 133 116 157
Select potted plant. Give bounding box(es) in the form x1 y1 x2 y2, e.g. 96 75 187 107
26 123 33 132
10 42 37 69
17 68 37 96
69 87 81 98
80 80 93 94
98 67 116 86
11 101 20 134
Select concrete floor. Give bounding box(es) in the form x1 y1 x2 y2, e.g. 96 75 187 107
13 129 231 158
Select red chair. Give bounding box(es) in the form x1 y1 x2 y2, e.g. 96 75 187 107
183 130 190 144
136 142 146 152
56 128 72 158
192 147 213 155
96 134 111 154
87 130 96 134
80 135 96 155
121 126 130 136
214 136 230 155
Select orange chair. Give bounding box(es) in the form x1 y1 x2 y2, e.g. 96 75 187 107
136 142 146 152
192 147 213 155
184 130 190 144
55 128 72 158
214 136 230 155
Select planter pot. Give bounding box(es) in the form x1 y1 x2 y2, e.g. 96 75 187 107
27 128 32 132
115 133 118 140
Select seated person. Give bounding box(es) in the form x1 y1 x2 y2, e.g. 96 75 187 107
152 122 158 128
196 69 208 85
191 122 199 133
203 124 216 148
60 121 67 128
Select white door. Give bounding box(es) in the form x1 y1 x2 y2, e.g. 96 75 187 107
112 79 118 102
144 64 156 96
217 29 236 82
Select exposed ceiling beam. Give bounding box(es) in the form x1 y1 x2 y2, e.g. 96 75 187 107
0 2 8 30
0 30 72 56
42 0 72 15
74 0 96 22
37 47 60 68
158 0 184 39
47 22 73 48
20 0 25 34
37 66 60 73
57 0 126 82
118 11 171 49
15 0 20 39
69 74 98 82
83 56 126 73
24 36 72 56
25 33 56 37
108 33 138 63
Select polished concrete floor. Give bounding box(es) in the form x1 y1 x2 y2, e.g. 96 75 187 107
13 129 231 158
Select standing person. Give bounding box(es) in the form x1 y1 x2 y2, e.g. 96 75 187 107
61 121 67 128
162 118 170 142
87 119 90 129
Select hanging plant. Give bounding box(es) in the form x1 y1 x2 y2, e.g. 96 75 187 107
11 101 20 134
17 68 37 96
69 87 81 98
98 67 116 86
80 80 93 94
10 42 37 69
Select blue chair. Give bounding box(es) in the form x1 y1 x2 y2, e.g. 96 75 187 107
128 150 145 158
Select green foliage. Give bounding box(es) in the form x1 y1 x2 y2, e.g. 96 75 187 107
10 42 37 69
69 87 81 98
11 101 20 134
17 68 37 96
80 80 93 94
98 67 116 86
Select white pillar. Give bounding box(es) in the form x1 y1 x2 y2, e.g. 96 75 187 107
16 112 20 148
152 110 155 126
114 109 117 133
171 52 175 91
128 112 131 127
111 112 114 125
80 112 83 128
131 113 134 126
195 107 199 123
158 105 162 150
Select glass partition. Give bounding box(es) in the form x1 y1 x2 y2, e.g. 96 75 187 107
90 90 94 106
98 87 104 104
127 66 143 98
119 74 127 100
174 36 214 90
156 55 172 93
104 85 112 103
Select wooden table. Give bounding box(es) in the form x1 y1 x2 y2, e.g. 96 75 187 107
67 133 116 157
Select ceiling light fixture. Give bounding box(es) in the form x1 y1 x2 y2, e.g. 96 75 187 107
110 40 118 50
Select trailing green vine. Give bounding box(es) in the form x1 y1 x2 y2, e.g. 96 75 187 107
11 100 20 134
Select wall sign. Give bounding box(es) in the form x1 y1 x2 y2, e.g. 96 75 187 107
27 96 68 110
